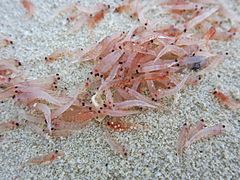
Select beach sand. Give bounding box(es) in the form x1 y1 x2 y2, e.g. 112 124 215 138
0 0 239 179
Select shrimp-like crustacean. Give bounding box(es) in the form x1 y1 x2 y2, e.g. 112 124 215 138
21 0 35 18
0 38 13 48
177 120 225 156
44 49 73 62
21 150 65 167
176 122 189 156
54 2 110 32
185 123 225 148
0 120 20 132
213 89 240 110
87 4 110 30
104 131 128 157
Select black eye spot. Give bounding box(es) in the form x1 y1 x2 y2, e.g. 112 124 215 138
222 125 225 128
191 62 201 71
55 150 58 154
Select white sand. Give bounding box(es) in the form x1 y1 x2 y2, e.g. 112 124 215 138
0 0 239 179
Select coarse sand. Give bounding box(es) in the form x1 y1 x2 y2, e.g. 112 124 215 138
0 0 239 179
